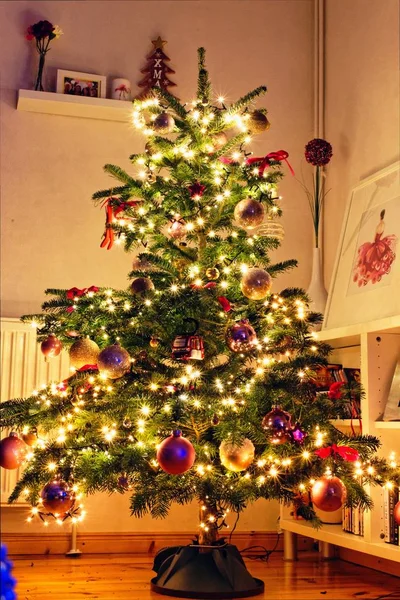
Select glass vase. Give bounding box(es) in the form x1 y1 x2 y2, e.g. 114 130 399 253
34 53 46 91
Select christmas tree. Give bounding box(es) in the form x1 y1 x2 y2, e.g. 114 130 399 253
137 36 177 100
0 48 398 597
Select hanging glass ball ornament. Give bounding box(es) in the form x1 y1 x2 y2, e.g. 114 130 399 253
130 277 155 295
234 198 265 230
153 112 175 134
240 268 272 300
206 267 220 281
253 215 285 241
219 438 255 472
213 131 228 149
311 476 347 512
97 344 131 379
117 475 129 490
41 479 75 516
0 432 26 470
149 336 160 348
247 110 270 134
69 338 100 369
22 430 38 447
262 406 292 442
156 430 196 475
168 216 186 239
226 319 257 353
290 423 307 444
41 334 62 358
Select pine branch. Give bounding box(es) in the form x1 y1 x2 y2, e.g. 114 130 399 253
227 86 267 114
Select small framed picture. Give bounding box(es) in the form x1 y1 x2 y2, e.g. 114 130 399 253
56 70 106 98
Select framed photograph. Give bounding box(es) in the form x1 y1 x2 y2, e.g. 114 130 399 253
56 70 106 98
324 161 400 330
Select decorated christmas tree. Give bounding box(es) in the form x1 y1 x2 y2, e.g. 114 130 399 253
1 48 398 598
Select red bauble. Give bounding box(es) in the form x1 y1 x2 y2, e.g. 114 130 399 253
311 476 347 512
0 433 26 470
41 334 62 358
41 480 75 516
156 430 195 475
394 500 400 526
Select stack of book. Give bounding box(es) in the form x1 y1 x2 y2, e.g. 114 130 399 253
342 505 364 536
383 486 400 546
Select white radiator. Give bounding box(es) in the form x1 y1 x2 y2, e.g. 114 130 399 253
1 318 70 504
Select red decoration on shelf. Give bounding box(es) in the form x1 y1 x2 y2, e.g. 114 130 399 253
0 433 26 470
315 444 359 462
328 381 344 399
156 430 195 475
137 37 177 100
311 476 347 512
246 150 294 177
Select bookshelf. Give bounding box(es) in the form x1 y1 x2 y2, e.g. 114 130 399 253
280 315 400 566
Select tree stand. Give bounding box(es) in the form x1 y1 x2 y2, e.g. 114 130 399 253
151 543 264 599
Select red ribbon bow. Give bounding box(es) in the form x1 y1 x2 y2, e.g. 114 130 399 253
58 364 98 389
217 296 231 312
246 150 295 177
66 286 99 300
100 197 140 250
190 282 217 290
315 444 359 462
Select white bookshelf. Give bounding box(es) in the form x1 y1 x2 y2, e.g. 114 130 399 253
17 90 133 122
281 315 400 566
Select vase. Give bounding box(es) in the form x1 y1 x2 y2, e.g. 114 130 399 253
34 53 46 91
307 247 327 326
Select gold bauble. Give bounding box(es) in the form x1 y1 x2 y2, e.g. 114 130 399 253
240 267 272 300
247 110 270 134
149 336 159 348
69 338 100 369
219 438 255 472
206 267 220 280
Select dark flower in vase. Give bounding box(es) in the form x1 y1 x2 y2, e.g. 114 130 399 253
305 138 333 167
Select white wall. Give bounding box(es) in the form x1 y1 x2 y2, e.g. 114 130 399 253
0 0 314 534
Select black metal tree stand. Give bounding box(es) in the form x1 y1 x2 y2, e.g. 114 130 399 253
151 543 264 599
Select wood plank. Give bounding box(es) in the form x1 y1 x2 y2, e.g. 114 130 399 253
9 552 400 600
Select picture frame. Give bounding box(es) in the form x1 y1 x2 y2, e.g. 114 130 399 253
56 69 106 98
323 161 400 330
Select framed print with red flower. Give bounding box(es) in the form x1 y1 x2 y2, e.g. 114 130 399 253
323 161 400 330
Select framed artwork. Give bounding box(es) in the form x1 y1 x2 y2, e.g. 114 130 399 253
56 70 106 98
324 161 400 330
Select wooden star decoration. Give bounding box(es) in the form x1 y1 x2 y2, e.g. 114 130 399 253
152 36 167 50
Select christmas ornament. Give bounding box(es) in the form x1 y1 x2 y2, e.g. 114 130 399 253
168 216 186 239
172 319 204 361
240 267 272 300
97 344 131 379
211 414 220 426
213 132 228 149
394 501 400 526
188 182 206 199
290 423 306 444
246 150 294 177
206 267 220 280
132 255 153 271
247 110 270 134
305 138 333 167
262 406 292 445
137 37 177 100
117 475 129 489
156 430 195 475
253 215 285 241
131 277 155 294
122 417 132 429
22 430 37 447
315 444 359 462
153 112 175 134
69 338 100 369
41 480 75 516
150 336 160 348
219 438 255 472
311 476 347 512
234 198 265 230
226 319 257 353
41 334 62 358
0 433 26 470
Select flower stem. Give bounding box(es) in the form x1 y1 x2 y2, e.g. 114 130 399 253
314 165 320 248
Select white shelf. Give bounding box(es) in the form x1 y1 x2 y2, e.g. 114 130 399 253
330 419 361 428
17 90 133 122
373 421 400 430
280 518 400 562
318 315 400 348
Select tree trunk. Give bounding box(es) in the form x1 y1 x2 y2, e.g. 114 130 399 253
198 503 219 547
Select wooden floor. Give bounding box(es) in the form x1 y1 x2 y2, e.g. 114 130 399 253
11 552 400 600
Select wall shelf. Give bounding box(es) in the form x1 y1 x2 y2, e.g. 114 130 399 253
374 421 400 430
17 90 133 122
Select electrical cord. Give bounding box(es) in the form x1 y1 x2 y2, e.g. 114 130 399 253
239 533 281 562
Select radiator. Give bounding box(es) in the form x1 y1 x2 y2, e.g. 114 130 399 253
1 318 70 504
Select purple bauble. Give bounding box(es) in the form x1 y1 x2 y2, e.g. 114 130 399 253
154 112 175 134
157 430 195 475
117 475 129 490
226 319 257 353
290 423 307 444
41 480 75 516
98 344 131 379
262 406 292 434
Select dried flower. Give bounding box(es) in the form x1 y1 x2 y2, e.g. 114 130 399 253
305 138 333 167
